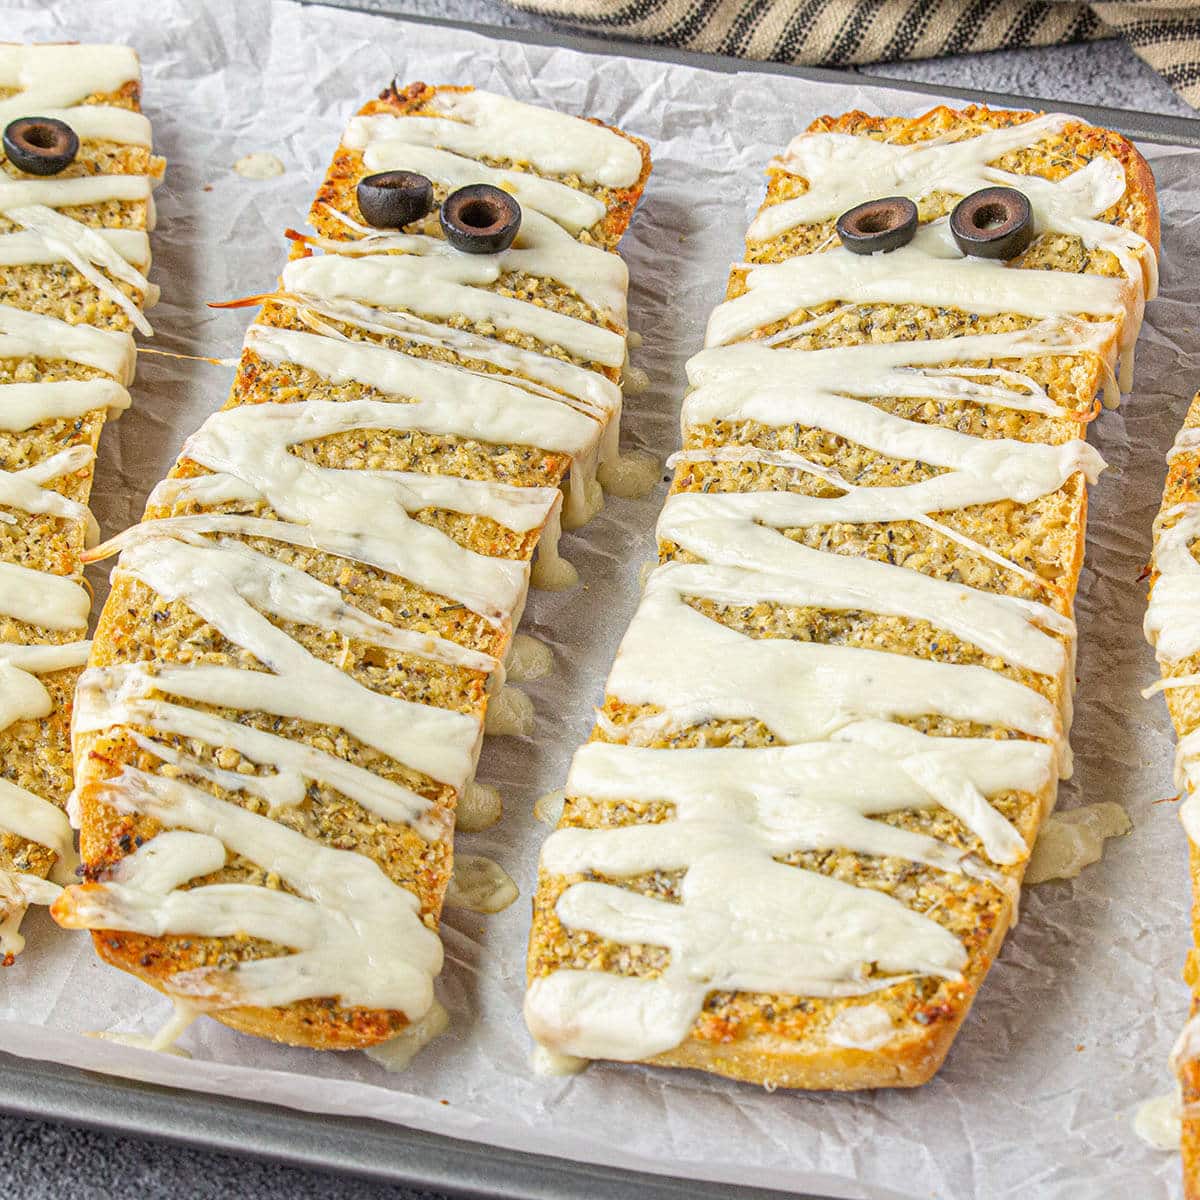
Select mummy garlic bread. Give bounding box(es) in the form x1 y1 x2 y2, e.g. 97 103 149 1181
526 106 1157 1088
53 83 649 1052
0 44 161 961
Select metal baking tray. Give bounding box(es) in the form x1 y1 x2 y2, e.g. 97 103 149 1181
3 9 1199 1199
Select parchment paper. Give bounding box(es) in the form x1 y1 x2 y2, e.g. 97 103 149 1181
0 2 1193 1196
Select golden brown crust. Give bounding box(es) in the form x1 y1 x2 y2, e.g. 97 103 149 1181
67 82 649 1049
527 105 1157 1088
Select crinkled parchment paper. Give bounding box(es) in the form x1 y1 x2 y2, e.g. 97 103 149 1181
0 2 1194 1196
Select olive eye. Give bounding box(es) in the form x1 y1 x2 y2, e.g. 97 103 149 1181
950 186 1033 260
835 196 919 255
440 184 521 255
356 170 434 229
3 116 79 177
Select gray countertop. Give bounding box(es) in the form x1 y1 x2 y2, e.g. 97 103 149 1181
7 4 1191 1198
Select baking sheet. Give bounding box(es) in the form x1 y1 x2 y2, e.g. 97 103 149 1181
0 2 1193 1197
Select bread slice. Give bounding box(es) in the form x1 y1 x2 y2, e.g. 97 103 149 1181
525 105 1157 1088
0 44 162 961
1144 395 1200 1194
53 83 650 1050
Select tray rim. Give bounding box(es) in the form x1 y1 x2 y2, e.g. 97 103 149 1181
5 7 1198 1200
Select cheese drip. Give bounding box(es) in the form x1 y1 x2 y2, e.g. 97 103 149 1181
528 111 1149 1067
63 90 635 1025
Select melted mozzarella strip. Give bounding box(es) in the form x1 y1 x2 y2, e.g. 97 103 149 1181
0 775 77 887
99 510 525 634
0 226 147 269
283 253 624 367
0 44 138 118
609 569 1060 744
110 528 496 676
57 774 443 1016
664 440 1101 525
551 730 1045 879
708 225 1134 355
73 685 451 839
273 288 620 422
658 503 1072 676
99 533 482 792
0 444 95 525
0 303 136 383
526 845 967 1061
0 559 89 630
11 105 150 148
689 316 1121 410
4 205 154 335
529 731 1039 1059
307 205 627 325
0 44 150 146
169 397 541 626
245 322 605 529
1146 505 1200 829
345 89 642 189
0 174 153 216
683 375 1103 494
0 379 130 429
0 46 158 958
529 115 1150 1066
1146 506 1200 665
246 324 599 458
1168 426 1200 462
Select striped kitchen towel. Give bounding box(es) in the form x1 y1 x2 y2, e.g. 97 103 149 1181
501 0 1200 107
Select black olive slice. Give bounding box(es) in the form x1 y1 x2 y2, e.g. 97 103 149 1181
950 186 1034 260
356 170 434 229
440 184 521 255
836 196 918 255
3 117 79 177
